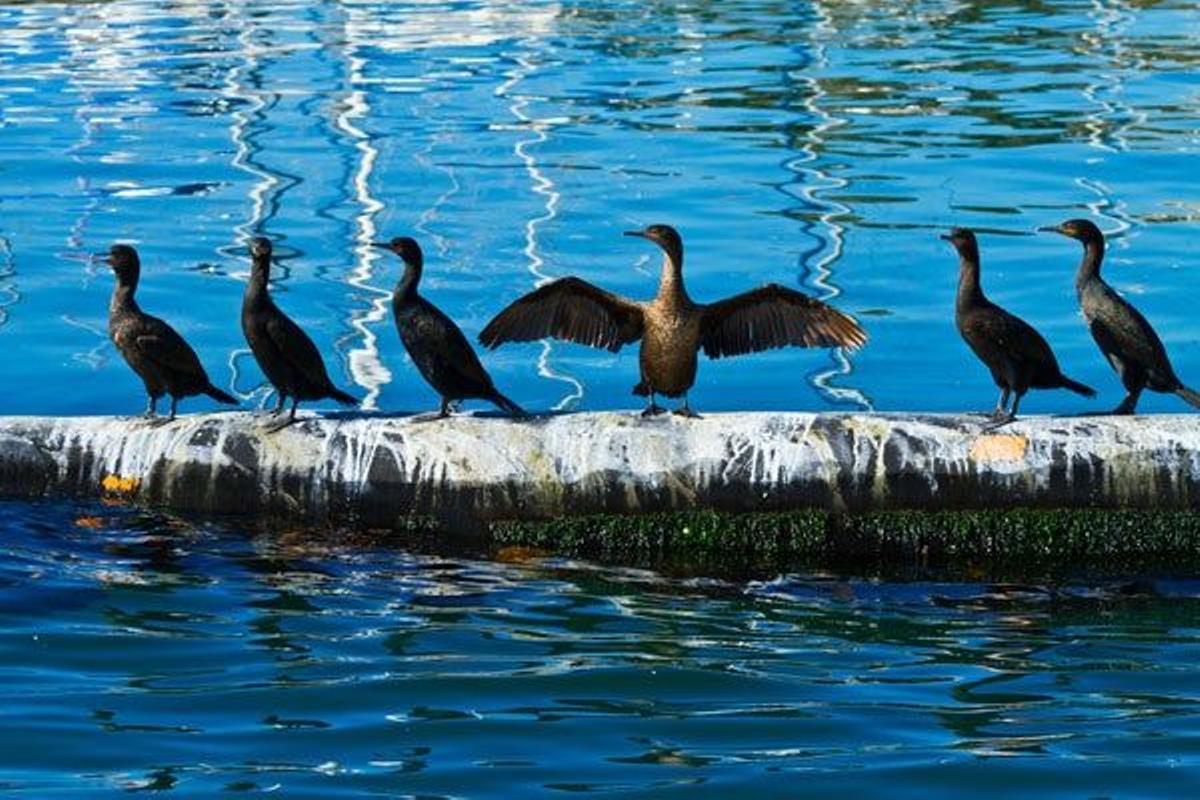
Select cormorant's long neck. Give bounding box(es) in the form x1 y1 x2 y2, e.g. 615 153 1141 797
1075 237 1105 289
110 278 139 315
655 247 689 306
955 251 985 314
246 256 271 301
395 263 421 301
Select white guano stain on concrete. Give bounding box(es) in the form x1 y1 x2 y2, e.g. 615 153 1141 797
1 412 1199 527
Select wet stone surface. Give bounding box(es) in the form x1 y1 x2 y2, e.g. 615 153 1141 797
0 412 1197 535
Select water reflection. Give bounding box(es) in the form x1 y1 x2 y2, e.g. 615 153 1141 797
2 0 1199 416
324 4 392 411
1 499 1199 794
785 0 870 409
0 236 18 328
500 48 586 411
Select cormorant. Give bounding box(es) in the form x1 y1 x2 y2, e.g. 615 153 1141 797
101 244 238 420
943 228 1095 422
479 223 867 417
240 237 356 425
373 236 525 418
1040 218 1200 414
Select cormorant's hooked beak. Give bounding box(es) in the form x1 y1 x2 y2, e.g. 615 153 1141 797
369 241 391 250
1037 225 1064 235
938 234 952 242
92 252 114 265
623 230 649 240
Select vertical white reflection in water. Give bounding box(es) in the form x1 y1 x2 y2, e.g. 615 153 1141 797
789 1 871 410
226 28 276 249
1078 0 1139 253
62 9 102 281
1079 177 1134 246
0 236 18 328
412 146 461 257
496 51 584 411
1081 0 1143 158
223 10 277 407
57 4 156 367
332 29 391 412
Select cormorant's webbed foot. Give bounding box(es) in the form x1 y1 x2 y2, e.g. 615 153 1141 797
264 400 301 432
1111 394 1140 415
641 403 666 417
263 416 296 434
412 400 453 423
984 413 1015 431
672 401 701 419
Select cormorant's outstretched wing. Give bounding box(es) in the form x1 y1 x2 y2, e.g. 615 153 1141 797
479 277 644 352
699 284 867 359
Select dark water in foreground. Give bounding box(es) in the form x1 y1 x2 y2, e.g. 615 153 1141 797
1 499 1198 796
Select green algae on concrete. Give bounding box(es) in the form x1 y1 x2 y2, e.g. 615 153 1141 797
3 412 1200 571
490 508 1200 572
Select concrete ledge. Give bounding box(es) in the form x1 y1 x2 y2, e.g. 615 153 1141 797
1 412 1199 536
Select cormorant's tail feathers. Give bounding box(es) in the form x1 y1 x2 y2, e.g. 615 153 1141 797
1058 375 1097 398
488 391 528 419
205 385 239 405
328 388 358 407
1175 386 1200 409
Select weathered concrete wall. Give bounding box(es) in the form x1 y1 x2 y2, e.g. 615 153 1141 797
1 412 1199 534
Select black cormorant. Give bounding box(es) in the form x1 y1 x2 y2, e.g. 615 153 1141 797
102 244 237 420
1040 218 1200 414
240 237 356 425
373 236 525 418
943 228 1095 421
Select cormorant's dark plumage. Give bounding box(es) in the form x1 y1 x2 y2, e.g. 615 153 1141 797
373 236 525 418
1041 218 1200 414
240 237 356 423
479 224 867 417
102 244 238 420
943 228 1095 421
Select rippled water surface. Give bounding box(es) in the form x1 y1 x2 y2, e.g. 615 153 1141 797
2 0 1199 416
0 499 1197 796
4 3 1200 794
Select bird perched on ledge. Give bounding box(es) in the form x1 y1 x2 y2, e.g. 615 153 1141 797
479 223 867 417
373 236 525 419
943 227 1095 423
101 244 238 420
1040 218 1200 415
240 237 356 426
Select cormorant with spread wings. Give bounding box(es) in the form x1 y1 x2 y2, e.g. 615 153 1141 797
479 224 867 417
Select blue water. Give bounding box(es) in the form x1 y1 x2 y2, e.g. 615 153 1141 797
2 0 1199 417
0 499 1197 796
4 1 1200 794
